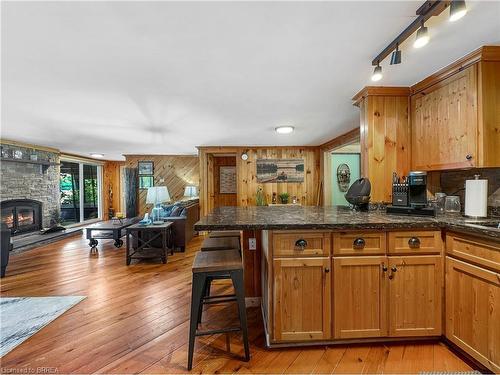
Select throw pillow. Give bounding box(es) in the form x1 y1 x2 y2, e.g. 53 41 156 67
170 206 182 217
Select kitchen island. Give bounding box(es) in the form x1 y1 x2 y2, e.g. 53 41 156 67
194 206 500 372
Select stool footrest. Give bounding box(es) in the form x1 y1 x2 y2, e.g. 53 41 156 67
195 327 241 336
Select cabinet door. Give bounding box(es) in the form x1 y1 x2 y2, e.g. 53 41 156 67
411 64 477 170
446 257 500 372
333 256 388 338
388 256 442 337
273 257 331 341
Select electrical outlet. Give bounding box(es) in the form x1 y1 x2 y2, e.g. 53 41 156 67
248 238 257 251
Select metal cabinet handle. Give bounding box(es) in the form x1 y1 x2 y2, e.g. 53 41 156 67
381 263 388 273
389 266 397 280
353 237 366 250
295 239 308 250
466 154 473 161
325 268 330 273
408 237 421 249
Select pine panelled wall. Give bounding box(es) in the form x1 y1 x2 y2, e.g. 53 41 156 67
124 155 199 215
199 147 321 217
103 161 124 218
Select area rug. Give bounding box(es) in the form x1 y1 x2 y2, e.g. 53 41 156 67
0 296 85 357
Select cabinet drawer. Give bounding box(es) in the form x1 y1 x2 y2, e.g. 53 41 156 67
388 230 442 255
333 232 386 256
272 231 330 257
446 233 500 272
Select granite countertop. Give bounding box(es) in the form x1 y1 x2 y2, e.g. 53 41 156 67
194 206 500 240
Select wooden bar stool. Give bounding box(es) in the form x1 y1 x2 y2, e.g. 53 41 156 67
188 250 250 370
200 237 241 252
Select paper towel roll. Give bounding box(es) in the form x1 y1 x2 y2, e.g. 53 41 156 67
465 178 488 217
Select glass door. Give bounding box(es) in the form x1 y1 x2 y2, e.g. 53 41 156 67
60 160 102 225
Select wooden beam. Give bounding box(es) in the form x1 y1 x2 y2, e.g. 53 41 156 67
319 128 360 152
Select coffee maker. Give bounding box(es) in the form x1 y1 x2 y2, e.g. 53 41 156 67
386 171 435 217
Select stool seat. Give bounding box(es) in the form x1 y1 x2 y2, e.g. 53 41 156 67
188 249 249 370
192 250 241 273
201 237 240 251
209 230 241 238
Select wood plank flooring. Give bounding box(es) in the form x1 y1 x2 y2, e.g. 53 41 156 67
0 234 474 374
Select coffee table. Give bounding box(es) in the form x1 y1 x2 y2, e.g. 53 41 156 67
126 222 173 265
86 217 139 253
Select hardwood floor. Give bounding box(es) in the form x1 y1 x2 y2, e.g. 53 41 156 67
0 234 474 374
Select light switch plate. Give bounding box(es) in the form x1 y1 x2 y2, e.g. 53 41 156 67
248 238 257 251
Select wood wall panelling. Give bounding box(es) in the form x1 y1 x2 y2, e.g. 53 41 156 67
124 155 199 215
103 161 124 218
198 147 320 216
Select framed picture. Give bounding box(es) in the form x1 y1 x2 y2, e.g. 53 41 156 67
139 176 154 189
256 158 304 183
219 166 236 194
138 161 154 175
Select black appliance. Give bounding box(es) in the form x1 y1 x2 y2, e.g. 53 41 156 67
345 178 371 211
387 171 435 217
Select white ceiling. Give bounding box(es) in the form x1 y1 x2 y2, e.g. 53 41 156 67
2 1 499 160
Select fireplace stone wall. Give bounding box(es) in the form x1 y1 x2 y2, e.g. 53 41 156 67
0 143 60 228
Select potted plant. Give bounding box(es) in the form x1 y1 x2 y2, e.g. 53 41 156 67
279 192 290 204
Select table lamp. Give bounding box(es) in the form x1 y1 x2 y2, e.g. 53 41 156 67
183 185 198 199
146 186 170 224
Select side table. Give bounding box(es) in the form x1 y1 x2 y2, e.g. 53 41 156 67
126 222 173 265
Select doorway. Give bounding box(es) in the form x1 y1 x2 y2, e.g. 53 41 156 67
331 151 361 205
213 155 237 209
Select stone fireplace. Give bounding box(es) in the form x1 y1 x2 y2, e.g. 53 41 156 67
0 142 60 231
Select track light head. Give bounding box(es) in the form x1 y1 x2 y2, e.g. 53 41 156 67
450 0 467 22
390 44 402 65
414 21 429 48
371 63 382 82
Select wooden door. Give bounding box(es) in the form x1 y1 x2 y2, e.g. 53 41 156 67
333 256 388 338
411 64 477 170
273 257 331 341
213 156 237 208
446 257 500 372
388 255 442 337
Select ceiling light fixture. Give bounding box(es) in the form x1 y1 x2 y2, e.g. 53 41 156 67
449 0 467 22
371 62 383 82
90 153 104 158
390 44 402 65
275 126 294 134
414 20 429 48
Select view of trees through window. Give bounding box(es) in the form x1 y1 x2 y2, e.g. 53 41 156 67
60 161 100 225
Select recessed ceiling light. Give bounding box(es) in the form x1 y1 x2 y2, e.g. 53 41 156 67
414 21 429 48
449 0 467 22
371 63 383 82
275 126 294 134
90 153 104 158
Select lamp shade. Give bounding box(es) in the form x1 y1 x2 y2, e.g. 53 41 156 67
184 185 198 198
146 186 170 205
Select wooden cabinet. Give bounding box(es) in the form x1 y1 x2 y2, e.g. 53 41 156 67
410 46 500 170
411 65 477 170
446 257 500 372
273 257 331 341
388 255 442 337
273 231 331 257
388 230 442 255
333 231 386 256
333 256 388 338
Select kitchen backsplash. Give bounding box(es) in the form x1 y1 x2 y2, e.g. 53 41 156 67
438 168 500 215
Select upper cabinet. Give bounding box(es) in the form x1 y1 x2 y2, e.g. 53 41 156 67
410 46 500 171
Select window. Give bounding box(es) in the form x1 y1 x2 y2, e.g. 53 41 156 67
60 160 102 225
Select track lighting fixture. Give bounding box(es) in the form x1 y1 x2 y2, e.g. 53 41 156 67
414 20 429 48
390 44 401 65
371 62 382 82
450 0 467 22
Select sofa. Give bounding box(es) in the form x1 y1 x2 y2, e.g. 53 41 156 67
1 223 13 278
143 199 199 252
